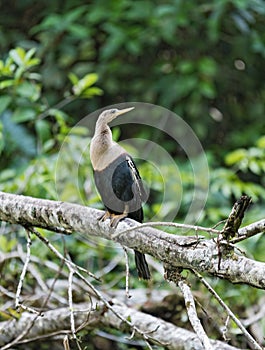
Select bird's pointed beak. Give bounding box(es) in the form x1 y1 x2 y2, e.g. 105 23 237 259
116 107 135 116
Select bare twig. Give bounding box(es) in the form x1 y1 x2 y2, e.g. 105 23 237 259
15 231 31 309
222 316 230 342
68 269 75 338
28 227 100 282
193 270 263 350
178 280 213 350
15 230 40 315
117 220 220 236
123 247 131 298
26 227 155 346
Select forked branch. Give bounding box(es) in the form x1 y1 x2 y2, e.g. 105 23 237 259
0 191 265 289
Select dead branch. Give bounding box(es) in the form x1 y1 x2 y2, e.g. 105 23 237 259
178 280 212 350
0 191 265 289
222 195 252 240
232 219 265 244
0 300 241 350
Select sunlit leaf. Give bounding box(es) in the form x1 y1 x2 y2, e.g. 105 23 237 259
25 47 37 61
68 72 79 85
79 86 103 98
225 149 246 166
9 47 26 66
0 79 15 89
72 73 100 96
249 160 261 175
256 136 265 149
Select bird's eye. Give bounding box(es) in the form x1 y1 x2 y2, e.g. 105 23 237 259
111 109 117 114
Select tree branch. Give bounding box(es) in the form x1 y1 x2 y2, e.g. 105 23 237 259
178 280 212 350
1 191 265 289
222 195 252 240
0 300 241 350
232 219 265 243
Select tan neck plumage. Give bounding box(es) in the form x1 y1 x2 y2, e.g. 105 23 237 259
90 122 126 171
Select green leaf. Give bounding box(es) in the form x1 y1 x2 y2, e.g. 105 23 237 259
0 95 12 114
225 149 246 166
0 79 15 89
0 235 17 252
198 57 217 77
43 139 56 152
16 81 41 101
249 160 261 175
35 119 51 143
72 73 99 96
14 66 25 80
48 108 68 122
178 60 195 74
26 57 41 68
9 47 26 66
12 107 36 123
27 72 42 81
199 81 216 98
25 48 37 61
79 86 103 98
256 136 265 149
68 72 79 85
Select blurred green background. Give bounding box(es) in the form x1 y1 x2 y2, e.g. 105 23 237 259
0 0 265 348
1 0 264 222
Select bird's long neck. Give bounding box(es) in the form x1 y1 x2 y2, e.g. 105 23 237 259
94 118 114 152
95 117 112 137
90 120 112 163
90 119 125 171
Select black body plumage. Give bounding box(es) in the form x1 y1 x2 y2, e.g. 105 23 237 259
94 153 144 219
90 107 151 280
94 153 150 280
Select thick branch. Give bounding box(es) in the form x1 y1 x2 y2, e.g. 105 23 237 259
1 191 265 289
0 300 240 350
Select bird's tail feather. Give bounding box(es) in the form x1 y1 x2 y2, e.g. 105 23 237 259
134 250 151 280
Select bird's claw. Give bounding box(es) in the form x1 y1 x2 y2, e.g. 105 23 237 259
109 213 127 229
98 210 112 222
98 211 127 229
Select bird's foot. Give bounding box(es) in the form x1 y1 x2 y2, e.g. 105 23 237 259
110 205 129 228
98 208 128 229
98 210 112 222
110 213 128 229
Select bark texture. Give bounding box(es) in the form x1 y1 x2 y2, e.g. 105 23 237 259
0 300 240 350
0 191 265 289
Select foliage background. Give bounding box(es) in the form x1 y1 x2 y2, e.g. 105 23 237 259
0 0 265 349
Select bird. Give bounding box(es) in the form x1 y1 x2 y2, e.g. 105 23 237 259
90 107 151 280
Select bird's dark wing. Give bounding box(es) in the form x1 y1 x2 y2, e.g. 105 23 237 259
94 153 146 221
125 155 147 203
111 155 147 201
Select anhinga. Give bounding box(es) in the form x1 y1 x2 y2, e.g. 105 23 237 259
90 107 151 280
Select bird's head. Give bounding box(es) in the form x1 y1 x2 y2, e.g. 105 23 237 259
98 107 135 125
